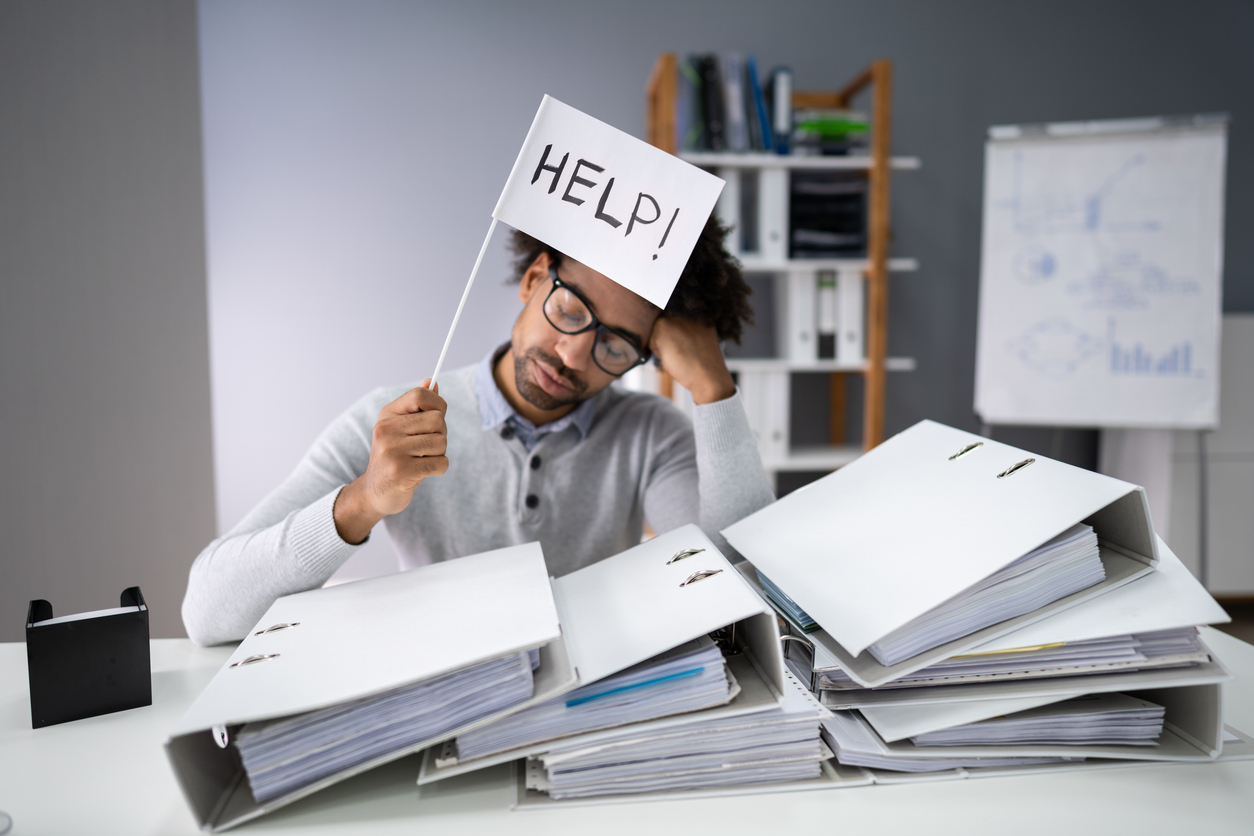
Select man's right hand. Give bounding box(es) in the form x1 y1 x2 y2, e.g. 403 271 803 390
333 380 449 544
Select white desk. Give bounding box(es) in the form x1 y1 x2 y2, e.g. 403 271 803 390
2 628 1252 836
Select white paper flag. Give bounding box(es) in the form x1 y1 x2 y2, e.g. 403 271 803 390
493 95 725 309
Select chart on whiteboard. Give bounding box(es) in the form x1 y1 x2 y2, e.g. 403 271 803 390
974 123 1226 428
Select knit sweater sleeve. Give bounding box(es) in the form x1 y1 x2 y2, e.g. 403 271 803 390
642 389 775 554
180 389 389 646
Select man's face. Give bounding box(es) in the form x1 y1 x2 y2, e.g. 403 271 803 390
510 254 660 412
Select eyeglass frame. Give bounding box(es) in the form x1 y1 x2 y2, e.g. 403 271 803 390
541 265 651 376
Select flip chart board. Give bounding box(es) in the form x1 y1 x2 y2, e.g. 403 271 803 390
974 116 1227 429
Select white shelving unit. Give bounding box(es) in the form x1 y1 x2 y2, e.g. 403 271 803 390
646 56 915 487
679 152 918 482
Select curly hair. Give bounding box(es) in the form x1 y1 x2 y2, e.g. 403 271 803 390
506 213 754 345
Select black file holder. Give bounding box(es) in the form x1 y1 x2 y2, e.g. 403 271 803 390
26 586 152 728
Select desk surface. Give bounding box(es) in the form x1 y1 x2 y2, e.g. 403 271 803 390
2 628 1252 836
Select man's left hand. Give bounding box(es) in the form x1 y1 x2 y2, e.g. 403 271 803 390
648 317 736 405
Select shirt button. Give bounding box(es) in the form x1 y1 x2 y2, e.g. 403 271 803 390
500 426 514 440
525 494 540 509
530 456 542 470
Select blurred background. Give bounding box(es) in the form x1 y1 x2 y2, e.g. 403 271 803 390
2 0 1252 641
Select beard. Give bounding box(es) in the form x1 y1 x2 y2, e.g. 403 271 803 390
513 346 589 412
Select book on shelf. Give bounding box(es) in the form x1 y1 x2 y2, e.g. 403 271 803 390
674 55 869 159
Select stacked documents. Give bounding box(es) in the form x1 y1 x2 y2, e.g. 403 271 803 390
819 627 1208 689
523 672 829 799
866 524 1103 665
821 710 1081 773
721 421 1236 779
908 692 1165 747
237 650 536 802
453 640 732 762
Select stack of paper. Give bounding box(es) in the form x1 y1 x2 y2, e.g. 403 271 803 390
165 542 569 831
237 651 536 802
524 673 829 799
909 693 1165 746
866 524 1103 666
819 627 1208 690
453 640 731 762
721 421 1236 779
821 710 1081 773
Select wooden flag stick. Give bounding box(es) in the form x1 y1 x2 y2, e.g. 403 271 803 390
430 218 498 388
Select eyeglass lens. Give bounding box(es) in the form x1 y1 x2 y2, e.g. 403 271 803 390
544 286 640 374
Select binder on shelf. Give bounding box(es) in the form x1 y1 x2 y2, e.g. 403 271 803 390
165 543 568 832
737 369 790 463
723 420 1161 689
722 54 749 152
835 268 865 365
817 270 837 359
782 271 818 362
418 525 786 785
26 586 151 728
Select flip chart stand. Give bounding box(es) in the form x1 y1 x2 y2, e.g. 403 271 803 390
26 586 152 728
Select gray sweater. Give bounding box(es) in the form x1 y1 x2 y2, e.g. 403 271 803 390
182 364 774 645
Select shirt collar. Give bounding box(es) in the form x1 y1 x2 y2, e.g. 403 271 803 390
476 343 596 442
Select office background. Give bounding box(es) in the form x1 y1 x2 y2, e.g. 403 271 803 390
2 0 1252 642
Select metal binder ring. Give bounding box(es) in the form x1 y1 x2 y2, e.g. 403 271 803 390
254 622 300 635
780 635 814 651
667 548 705 565
680 569 723 587
948 442 983 460
997 458 1035 478
230 653 279 668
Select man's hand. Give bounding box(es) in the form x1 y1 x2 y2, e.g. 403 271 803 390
333 381 448 544
648 318 736 405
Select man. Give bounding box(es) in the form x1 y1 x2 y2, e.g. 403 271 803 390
182 216 774 645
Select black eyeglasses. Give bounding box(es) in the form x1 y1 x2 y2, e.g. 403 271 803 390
542 266 650 376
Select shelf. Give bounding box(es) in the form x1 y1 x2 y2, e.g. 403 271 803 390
727 357 917 373
681 152 921 171
739 257 918 273
761 444 863 472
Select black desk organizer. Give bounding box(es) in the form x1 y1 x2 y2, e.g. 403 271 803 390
26 586 152 728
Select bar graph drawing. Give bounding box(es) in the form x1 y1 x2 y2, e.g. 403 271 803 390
1107 319 1198 378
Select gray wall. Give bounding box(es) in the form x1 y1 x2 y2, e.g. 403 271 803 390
0 1 215 641
199 0 1254 581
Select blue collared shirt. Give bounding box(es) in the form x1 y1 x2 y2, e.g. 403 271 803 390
476 344 596 451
